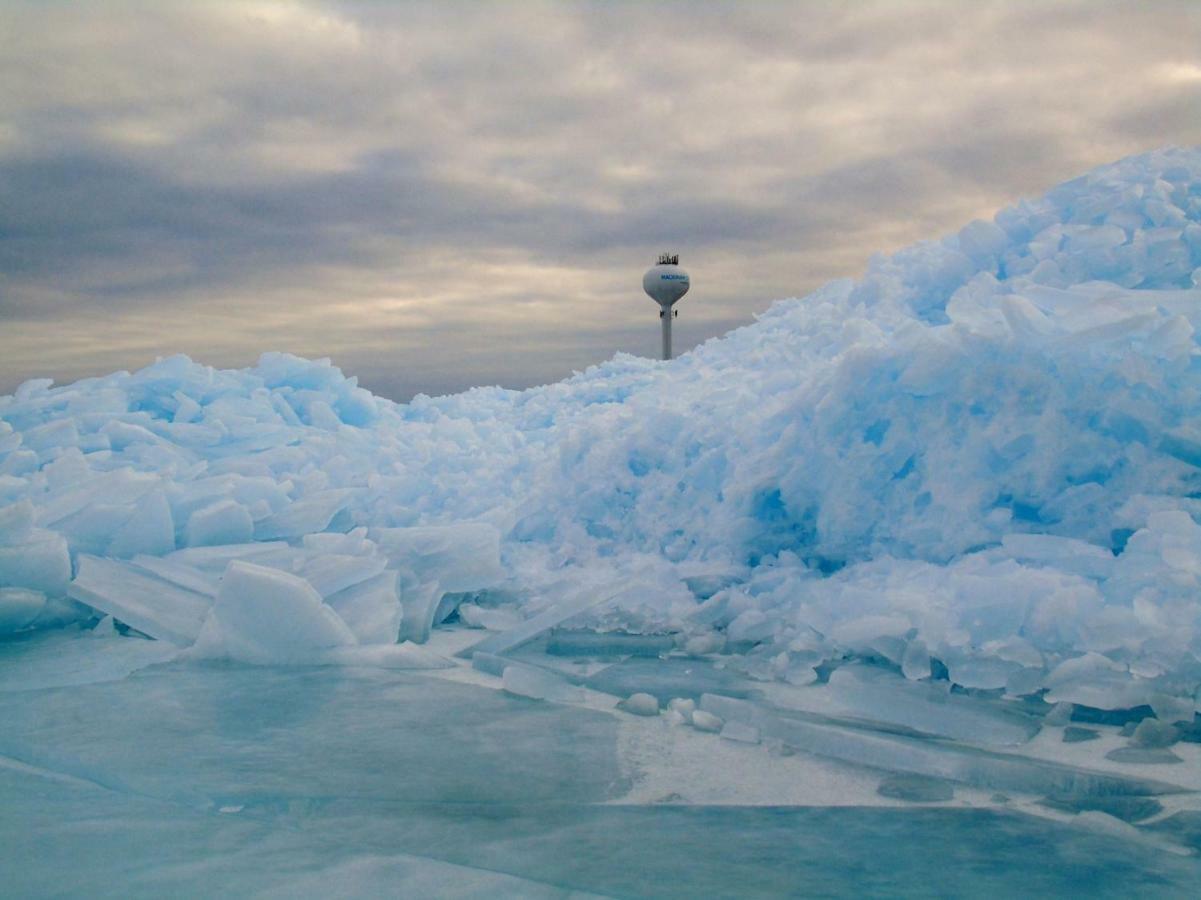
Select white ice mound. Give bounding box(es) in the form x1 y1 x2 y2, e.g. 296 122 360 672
194 561 357 664
1 147 1201 712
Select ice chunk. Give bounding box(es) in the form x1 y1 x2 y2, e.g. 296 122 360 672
69 556 212 646
547 629 675 658
0 588 45 633
21 418 78 454
462 580 640 659
901 639 931 681
172 393 202 423
470 650 510 678
668 697 697 723
501 661 585 703
0 499 34 546
458 602 523 631
158 542 290 575
822 666 1041 746
618 692 659 716
877 774 954 802
395 578 443 644
1000 533 1115 579
1131 719 1179 748
324 571 401 645
1150 694 1195 725
1041 793 1163 824
583 657 761 704
185 500 253 547
0 530 71 597
254 489 352 540
1044 702 1075 725
372 523 505 594
35 468 158 528
193 561 356 664
106 490 175 558
1043 654 1154 711
1104 747 1182 765
297 553 387 599
129 555 219 597
700 694 1181 797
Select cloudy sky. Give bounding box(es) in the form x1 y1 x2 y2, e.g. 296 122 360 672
2 1 1199 400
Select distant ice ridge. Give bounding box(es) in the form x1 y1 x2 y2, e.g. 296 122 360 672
2 147 1201 719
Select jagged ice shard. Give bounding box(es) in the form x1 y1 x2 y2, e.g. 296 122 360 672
5 148 1201 894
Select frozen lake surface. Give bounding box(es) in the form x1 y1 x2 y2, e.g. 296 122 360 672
3 629 1200 898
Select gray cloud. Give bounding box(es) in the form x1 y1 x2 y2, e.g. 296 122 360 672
1 0 1199 399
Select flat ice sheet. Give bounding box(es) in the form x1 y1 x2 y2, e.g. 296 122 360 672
1 659 1198 898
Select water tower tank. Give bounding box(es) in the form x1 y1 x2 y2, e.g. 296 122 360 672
643 253 690 360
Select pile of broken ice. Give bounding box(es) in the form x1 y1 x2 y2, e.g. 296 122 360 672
3 147 1201 725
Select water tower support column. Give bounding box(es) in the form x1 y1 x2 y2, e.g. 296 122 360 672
643 253 690 363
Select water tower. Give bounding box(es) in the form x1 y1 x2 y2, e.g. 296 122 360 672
643 253 690 360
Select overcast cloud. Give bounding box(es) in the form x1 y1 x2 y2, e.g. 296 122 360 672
2 0 1199 399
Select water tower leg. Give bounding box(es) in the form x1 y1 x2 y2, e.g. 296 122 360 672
661 305 673 360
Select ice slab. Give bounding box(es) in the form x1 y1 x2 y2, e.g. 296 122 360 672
372 523 505 594
461 581 640 659
821 665 1041 746
1000 533 1116 579
546 629 676 658
502 661 585 704
194 561 356 664
457 602 523 631
1039 793 1164 824
254 489 351 540
395 578 444 644
324 571 401 645
584 657 762 704
0 588 44 633
129 555 219 597
877 774 954 802
184 499 253 547
106 489 175 558
35 468 158 528
69 556 212 646
0 630 177 692
1105 747 1183 765
0 499 34 546
0 529 71 597
700 694 1182 798
297 553 388 599
160 542 291 574
0 663 625 808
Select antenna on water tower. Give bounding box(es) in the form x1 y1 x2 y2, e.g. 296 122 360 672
643 252 690 360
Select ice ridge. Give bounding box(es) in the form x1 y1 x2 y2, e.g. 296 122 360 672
2 146 1201 720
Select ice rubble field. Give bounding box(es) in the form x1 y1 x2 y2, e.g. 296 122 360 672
5 147 1201 893
5 147 1201 707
